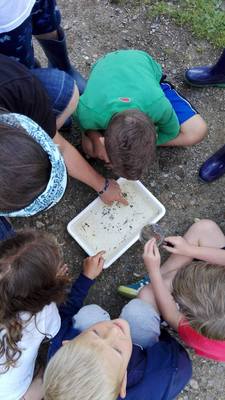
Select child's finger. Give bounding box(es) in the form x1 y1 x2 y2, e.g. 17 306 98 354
143 238 155 257
146 238 156 251
164 236 177 245
98 257 105 269
162 244 176 253
119 194 129 205
94 250 106 259
153 242 159 255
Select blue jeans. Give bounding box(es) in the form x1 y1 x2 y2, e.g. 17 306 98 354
0 217 15 241
0 0 61 68
73 299 161 348
31 68 75 117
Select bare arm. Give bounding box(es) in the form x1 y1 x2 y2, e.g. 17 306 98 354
163 236 225 266
143 239 183 330
53 131 128 205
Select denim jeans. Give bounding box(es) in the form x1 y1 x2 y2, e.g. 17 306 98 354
73 299 161 348
0 217 15 241
0 0 61 68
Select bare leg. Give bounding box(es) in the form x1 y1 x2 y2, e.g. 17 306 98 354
161 114 207 146
56 85 79 130
161 219 225 276
138 271 174 312
34 30 58 41
139 219 225 307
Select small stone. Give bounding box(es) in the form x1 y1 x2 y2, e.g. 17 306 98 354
189 379 199 390
175 174 182 182
133 272 142 277
36 221 45 229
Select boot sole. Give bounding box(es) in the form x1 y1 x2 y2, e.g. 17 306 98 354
184 78 225 88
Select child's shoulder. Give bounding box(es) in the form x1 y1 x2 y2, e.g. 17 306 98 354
22 302 61 339
126 335 191 399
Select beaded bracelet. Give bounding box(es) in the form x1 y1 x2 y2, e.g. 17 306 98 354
98 178 110 195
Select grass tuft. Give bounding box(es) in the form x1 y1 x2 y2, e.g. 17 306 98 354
145 0 225 48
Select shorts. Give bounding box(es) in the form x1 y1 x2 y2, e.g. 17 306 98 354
73 299 161 349
160 81 197 125
0 0 61 68
31 68 75 116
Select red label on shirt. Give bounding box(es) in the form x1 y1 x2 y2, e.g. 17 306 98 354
119 97 131 103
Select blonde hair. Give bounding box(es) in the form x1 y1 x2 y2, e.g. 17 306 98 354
43 333 122 400
172 261 225 340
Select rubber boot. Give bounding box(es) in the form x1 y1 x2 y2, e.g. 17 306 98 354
185 48 225 87
36 27 86 94
199 144 225 182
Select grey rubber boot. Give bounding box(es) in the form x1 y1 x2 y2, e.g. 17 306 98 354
37 27 86 94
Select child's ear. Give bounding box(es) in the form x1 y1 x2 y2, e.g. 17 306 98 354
119 371 127 399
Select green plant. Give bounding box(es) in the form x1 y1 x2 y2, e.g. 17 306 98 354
145 0 225 48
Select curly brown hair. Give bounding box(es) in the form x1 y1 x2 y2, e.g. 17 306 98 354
105 109 156 179
0 230 70 373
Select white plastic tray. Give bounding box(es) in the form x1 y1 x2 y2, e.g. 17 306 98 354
67 178 165 268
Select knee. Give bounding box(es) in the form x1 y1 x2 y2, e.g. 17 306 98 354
193 219 218 234
120 299 143 319
65 83 79 115
180 115 208 146
138 284 151 301
193 116 208 144
56 83 79 129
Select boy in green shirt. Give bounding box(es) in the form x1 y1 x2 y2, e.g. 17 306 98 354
75 50 207 180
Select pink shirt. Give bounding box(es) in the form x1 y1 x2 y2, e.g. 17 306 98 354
178 319 225 362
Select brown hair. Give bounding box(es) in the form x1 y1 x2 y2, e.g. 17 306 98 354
172 262 225 340
44 334 121 400
0 123 51 212
105 109 156 179
0 230 69 372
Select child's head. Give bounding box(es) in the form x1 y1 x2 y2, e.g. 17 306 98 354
105 110 156 180
44 319 133 400
172 262 225 340
0 230 69 372
0 123 51 212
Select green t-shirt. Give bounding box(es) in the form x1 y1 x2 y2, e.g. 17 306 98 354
75 50 180 145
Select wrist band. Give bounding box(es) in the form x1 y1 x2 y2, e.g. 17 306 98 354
98 178 110 195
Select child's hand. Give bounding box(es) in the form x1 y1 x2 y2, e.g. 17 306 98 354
100 179 129 206
143 238 161 276
83 251 106 280
163 236 193 256
57 263 69 278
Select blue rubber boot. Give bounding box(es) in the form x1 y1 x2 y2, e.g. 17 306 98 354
37 27 87 94
117 275 150 299
199 144 225 182
185 49 225 87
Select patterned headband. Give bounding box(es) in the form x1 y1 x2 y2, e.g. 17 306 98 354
0 113 67 217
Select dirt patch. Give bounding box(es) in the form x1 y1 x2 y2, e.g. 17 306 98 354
15 1 225 398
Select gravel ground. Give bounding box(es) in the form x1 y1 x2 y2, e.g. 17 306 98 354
15 0 225 398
